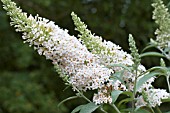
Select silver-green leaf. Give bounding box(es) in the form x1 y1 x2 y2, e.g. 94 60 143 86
136 72 161 92
111 90 123 103
71 103 99 113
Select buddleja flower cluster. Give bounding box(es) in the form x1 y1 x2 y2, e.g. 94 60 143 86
1 0 170 109
152 0 170 59
71 11 170 107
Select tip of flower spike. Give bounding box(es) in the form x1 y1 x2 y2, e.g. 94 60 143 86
128 34 141 69
128 34 133 40
71 12 76 16
71 12 79 23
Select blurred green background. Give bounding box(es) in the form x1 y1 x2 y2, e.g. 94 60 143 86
0 0 170 113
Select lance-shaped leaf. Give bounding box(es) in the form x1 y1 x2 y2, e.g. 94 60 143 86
71 103 99 113
140 52 165 58
111 90 123 103
136 72 162 92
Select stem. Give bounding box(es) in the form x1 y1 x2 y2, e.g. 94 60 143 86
132 69 138 113
166 75 170 93
58 96 78 107
74 86 92 103
110 104 121 113
149 107 155 113
155 105 162 113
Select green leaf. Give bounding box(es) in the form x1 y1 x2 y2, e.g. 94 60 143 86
71 105 84 113
141 44 156 53
79 103 99 113
120 108 132 112
118 98 133 107
135 108 151 113
111 90 123 103
121 91 133 98
146 66 167 73
136 72 161 92
162 97 170 103
140 52 165 58
116 91 133 107
71 103 99 113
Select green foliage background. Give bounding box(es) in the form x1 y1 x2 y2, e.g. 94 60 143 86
0 0 169 112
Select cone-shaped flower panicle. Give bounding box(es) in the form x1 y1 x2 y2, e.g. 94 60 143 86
152 0 170 58
2 0 170 106
1 0 114 95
